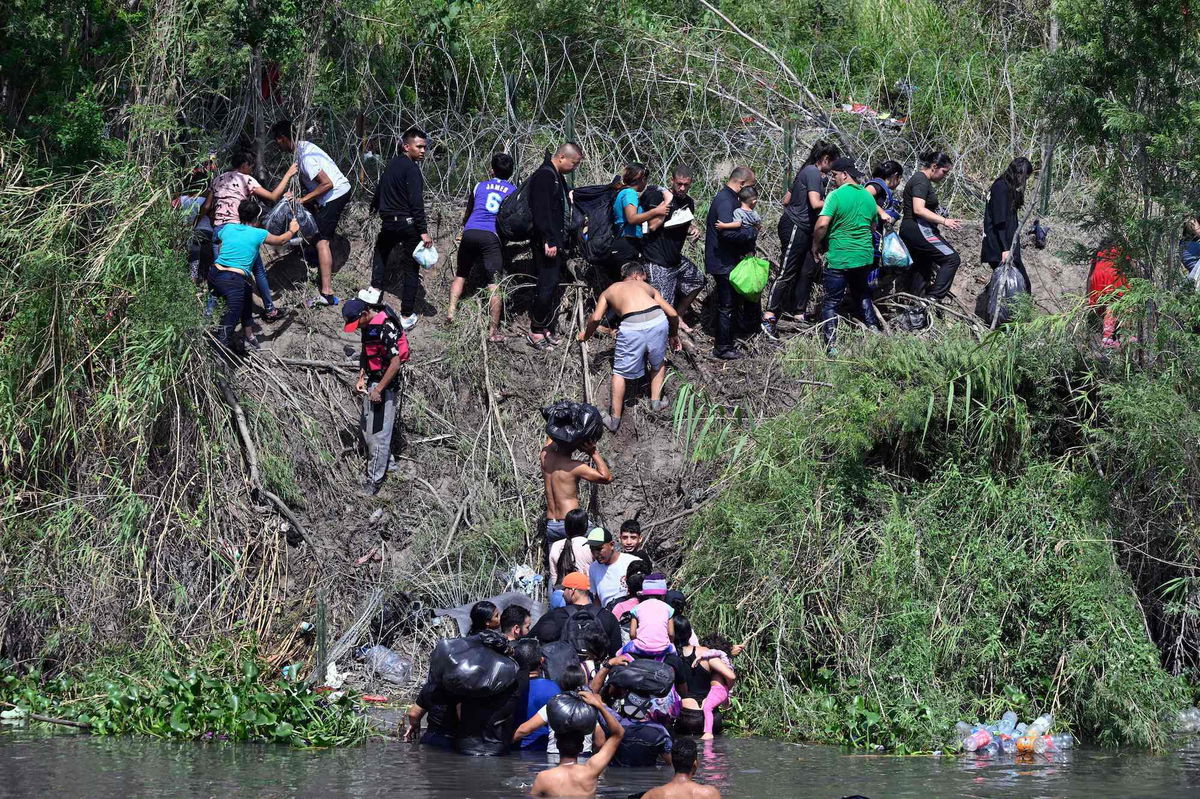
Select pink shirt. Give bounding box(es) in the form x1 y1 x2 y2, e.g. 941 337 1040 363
611 597 639 619
631 597 674 652
212 171 263 227
547 536 593 587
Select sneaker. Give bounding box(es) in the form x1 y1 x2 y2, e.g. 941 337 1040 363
761 317 779 340
307 293 340 308
358 287 382 305
400 313 419 330
713 347 743 361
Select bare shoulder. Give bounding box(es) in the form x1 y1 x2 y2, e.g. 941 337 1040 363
697 785 722 799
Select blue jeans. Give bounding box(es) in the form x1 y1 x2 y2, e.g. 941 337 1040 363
208 269 254 350
820 264 880 347
214 224 274 312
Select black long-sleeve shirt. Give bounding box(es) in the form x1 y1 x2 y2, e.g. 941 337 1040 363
373 154 427 234
529 157 570 247
704 185 757 275
981 177 1019 264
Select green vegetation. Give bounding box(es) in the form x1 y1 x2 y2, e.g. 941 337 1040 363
1 657 368 747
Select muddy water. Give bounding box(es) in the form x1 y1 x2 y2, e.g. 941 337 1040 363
3 731 1200 798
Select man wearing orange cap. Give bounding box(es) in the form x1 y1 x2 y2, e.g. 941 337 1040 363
531 571 622 658
343 294 410 497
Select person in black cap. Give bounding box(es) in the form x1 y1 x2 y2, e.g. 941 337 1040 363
342 292 409 496
811 156 882 352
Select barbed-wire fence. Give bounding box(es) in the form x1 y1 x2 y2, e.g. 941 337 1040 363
177 27 1091 219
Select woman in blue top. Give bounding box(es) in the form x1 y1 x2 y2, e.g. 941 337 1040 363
611 163 670 264
211 198 298 356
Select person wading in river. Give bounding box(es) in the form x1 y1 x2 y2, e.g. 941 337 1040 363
640 736 722 799
579 262 681 433
529 691 624 799
540 436 613 549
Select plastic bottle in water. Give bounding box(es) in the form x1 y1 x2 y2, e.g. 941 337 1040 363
998 711 1018 736
963 728 992 752
954 721 974 740
1034 733 1075 753
999 734 1017 754
982 739 1002 756
1015 722 1027 736
1016 714 1053 753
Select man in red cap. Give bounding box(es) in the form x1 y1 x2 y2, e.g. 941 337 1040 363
343 293 409 496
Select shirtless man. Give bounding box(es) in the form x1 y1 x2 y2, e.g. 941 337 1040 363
541 437 613 548
578 262 681 432
641 737 722 799
530 692 624 798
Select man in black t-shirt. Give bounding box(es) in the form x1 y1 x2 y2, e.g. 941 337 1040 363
641 166 706 330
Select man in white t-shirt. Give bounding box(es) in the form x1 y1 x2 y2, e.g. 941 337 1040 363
271 119 352 309
586 526 644 607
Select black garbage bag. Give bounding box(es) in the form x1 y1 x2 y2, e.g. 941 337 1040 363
606 659 674 698
545 691 598 735
542 400 604 449
263 198 319 239
978 263 1028 327
429 633 519 699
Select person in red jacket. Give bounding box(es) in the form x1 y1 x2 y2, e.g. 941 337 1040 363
1087 241 1132 349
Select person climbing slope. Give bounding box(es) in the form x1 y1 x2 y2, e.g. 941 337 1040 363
578 262 682 432
899 151 963 302
447 151 517 339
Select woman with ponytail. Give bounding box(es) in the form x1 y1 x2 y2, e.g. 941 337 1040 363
899 151 963 301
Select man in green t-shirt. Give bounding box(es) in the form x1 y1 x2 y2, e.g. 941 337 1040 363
811 156 882 351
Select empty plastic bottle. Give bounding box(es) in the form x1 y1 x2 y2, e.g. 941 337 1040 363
998 711 1018 736
982 739 1002 756
963 728 992 752
954 721 974 740
1034 733 1075 753
1016 714 1053 753
999 735 1017 754
1015 722 1027 736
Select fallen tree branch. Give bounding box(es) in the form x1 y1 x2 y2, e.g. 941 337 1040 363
0 701 92 730
274 357 354 377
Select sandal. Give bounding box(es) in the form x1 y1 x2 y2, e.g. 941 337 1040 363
526 333 552 351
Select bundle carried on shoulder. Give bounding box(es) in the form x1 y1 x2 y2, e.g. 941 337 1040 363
542 400 604 449
606 658 675 697
545 691 598 735
496 175 535 242
429 631 519 699
263 199 319 239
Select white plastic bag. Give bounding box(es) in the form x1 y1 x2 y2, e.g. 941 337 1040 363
413 242 438 269
1188 260 1200 291
881 232 912 268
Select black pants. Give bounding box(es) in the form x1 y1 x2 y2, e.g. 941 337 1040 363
531 241 563 334
820 265 880 347
900 219 960 300
371 221 423 315
768 215 819 316
208 269 253 351
711 272 759 351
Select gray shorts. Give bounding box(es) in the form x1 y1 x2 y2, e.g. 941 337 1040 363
647 257 706 305
614 308 669 379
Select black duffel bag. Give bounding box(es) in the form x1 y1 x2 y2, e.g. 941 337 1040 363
429 632 519 699
542 400 604 449
606 658 674 698
545 691 598 735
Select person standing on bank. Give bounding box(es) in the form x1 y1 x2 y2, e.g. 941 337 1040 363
642 166 705 331
704 166 758 360
270 120 352 308
612 162 670 263
811 157 882 352
447 152 517 340
762 140 840 338
899 151 963 301
342 296 409 497
528 143 584 351
367 127 432 330
982 157 1035 294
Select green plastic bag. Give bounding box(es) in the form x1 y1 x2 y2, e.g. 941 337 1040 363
729 256 770 299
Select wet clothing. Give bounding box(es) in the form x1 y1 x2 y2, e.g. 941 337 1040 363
820 265 880 347
900 173 958 299
613 307 669 380
981 177 1020 265
370 225 423 314
208 270 254 350
613 187 644 239
518 677 560 751
296 141 350 206
464 178 516 235
646 257 705 308
311 190 350 242
682 649 712 701
456 228 505 281
820 183 877 271
456 675 528 756
610 717 673 767
416 679 458 749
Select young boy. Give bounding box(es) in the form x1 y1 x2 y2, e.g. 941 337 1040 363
619 518 653 568
622 573 676 658
578 262 681 432
715 185 761 231
530 692 624 798
210 199 298 354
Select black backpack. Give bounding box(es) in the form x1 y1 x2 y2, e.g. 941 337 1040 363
496 174 535 243
571 184 623 265
606 658 675 697
562 605 607 656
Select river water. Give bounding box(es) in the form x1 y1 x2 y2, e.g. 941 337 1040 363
3 730 1200 798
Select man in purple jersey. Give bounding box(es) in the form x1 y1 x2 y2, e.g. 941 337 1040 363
447 152 516 341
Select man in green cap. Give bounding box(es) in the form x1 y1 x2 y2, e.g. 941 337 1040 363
586 526 644 607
